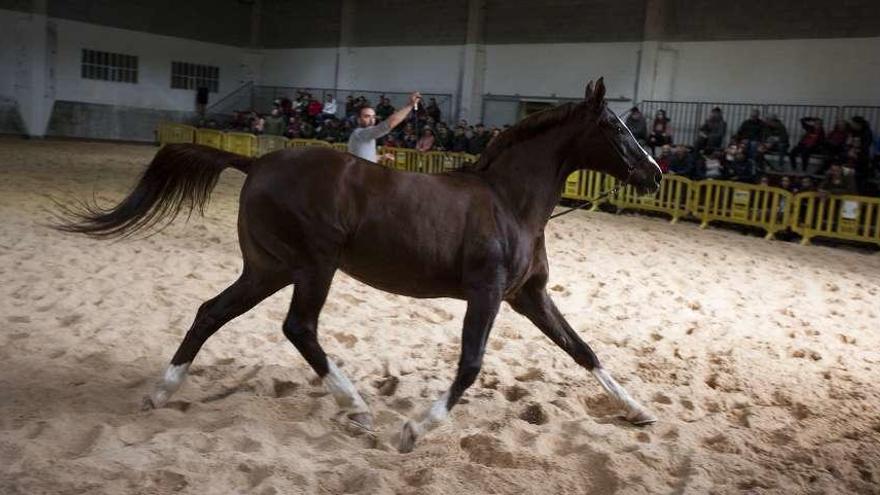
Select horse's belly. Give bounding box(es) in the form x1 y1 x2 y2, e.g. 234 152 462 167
339 250 463 299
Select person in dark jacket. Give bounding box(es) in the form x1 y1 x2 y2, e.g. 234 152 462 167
735 109 766 158
695 107 727 153
625 107 648 145
450 126 469 153
667 145 695 178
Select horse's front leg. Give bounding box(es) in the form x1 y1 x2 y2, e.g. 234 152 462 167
509 279 656 425
398 285 503 453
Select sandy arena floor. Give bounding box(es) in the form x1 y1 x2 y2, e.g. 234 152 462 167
1 138 879 495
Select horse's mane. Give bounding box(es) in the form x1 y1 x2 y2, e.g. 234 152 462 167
466 101 586 172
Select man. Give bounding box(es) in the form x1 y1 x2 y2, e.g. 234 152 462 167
624 107 648 144
321 94 338 120
347 92 421 163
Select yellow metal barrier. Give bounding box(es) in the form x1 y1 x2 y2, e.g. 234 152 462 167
256 135 289 156
157 123 195 146
332 143 348 152
612 174 692 223
286 138 332 149
791 192 880 247
222 132 257 157
195 129 223 149
694 181 792 239
562 170 614 211
384 147 420 172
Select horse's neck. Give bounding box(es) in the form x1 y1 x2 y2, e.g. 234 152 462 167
481 131 577 233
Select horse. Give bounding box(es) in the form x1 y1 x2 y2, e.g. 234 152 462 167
56 78 662 453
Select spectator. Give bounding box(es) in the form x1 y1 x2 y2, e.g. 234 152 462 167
727 151 757 183
696 107 727 153
735 109 765 157
426 97 442 122
848 116 873 156
300 119 315 139
322 94 338 120
416 127 436 152
434 124 452 151
789 117 825 172
251 113 265 135
625 107 648 144
376 97 395 121
656 144 673 173
779 175 793 192
701 151 726 180
825 119 849 159
345 95 357 118
285 116 301 138
488 127 502 145
758 175 770 186
819 162 857 196
316 119 342 143
401 123 418 149
467 123 491 155
667 145 695 178
307 97 323 121
451 126 469 152
264 108 285 136
763 114 790 160
753 144 773 175
648 109 672 156
797 176 814 194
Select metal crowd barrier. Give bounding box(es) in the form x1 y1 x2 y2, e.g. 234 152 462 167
612 174 692 223
256 135 289 156
157 123 196 146
692 181 793 239
791 193 880 247
222 132 257 157
195 128 223 149
562 171 614 211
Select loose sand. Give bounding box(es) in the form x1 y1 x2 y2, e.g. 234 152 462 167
1 139 878 494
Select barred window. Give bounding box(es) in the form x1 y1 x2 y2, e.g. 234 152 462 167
81 49 138 83
171 62 220 93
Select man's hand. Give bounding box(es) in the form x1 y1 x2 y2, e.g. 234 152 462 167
408 92 422 109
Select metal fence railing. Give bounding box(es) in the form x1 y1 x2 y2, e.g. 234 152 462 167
634 101 879 151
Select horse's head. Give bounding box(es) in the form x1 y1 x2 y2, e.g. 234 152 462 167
571 78 662 195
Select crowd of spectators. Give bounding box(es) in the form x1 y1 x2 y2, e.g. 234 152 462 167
625 106 879 197
210 90 506 156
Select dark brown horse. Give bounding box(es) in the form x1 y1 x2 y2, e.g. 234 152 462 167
57 78 662 452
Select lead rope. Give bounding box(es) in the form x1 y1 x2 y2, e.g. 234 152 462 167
548 183 622 220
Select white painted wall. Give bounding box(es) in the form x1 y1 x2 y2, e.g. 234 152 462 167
650 37 880 106
484 42 642 101
259 48 337 88
53 18 249 111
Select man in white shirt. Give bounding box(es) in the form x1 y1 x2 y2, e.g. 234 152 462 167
347 92 420 163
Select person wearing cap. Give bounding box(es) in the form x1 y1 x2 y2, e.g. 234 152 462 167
347 92 421 163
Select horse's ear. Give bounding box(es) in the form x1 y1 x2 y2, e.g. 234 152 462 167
589 77 606 111
584 80 594 100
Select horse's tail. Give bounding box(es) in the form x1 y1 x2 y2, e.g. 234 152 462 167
54 144 254 239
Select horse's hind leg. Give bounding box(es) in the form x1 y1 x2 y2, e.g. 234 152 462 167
143 269 285 409
509 279 656 425
282 268 372 431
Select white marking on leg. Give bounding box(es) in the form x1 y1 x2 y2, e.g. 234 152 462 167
591 367 657 424
146 363 190 409
399 390 451 452
323 361 369 414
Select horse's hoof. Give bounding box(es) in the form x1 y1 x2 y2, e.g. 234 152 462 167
398 420 418 453
626 408 657 426
346 412 375 435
